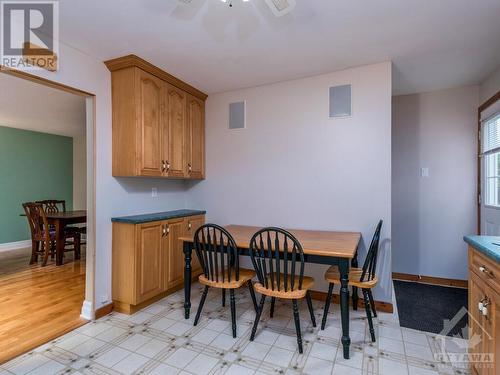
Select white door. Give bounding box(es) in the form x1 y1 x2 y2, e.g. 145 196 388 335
480 109 500 235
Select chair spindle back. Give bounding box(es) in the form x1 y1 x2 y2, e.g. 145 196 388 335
194 224 240 283
249 227 305 292
37 200 66 214
360 220 383 282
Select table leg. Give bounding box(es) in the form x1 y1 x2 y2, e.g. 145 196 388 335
183 241 193 319
55 220 64 266
351 253 359 310
339 258 351 359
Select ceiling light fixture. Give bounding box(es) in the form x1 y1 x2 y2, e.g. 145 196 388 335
221 0 250 8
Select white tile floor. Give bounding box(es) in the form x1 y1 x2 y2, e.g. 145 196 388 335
0 283 471 374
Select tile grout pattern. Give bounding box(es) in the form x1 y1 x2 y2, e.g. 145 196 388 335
1 283 471 375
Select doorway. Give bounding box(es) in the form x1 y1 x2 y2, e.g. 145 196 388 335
0 69 95 363
479 91 500 234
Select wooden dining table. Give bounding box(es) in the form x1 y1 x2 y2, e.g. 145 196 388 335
180 224 361 359
47 210 87 265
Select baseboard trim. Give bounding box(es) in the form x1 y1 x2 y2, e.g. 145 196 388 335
392 272 468 289
95 302 114 319
80 300 94 320
0 240 31 253
309 290 394 313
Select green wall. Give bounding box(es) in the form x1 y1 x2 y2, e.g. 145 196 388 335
0 126 73 244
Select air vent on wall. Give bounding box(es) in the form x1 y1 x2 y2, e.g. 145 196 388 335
329 84 352 118
229 101 245 129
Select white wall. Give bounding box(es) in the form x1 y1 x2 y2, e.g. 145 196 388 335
480 65 500 104
16 41 188 310
73 135 87 210
187 62 393 303
392 86 478 280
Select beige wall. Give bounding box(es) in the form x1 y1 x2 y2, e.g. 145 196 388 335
392 85 478 280
73 135 86 210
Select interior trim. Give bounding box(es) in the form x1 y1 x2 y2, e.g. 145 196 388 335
309 290 394 313
392 272 468 289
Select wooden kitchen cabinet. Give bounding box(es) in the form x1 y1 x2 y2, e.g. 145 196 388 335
105 55 206 179
186 94 205 179
112 212 205 314
468 247 499 375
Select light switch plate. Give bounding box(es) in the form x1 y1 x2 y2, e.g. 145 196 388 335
152 187 158 197
420 167 429 177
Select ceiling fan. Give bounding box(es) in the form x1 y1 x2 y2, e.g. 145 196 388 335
178 0 296 17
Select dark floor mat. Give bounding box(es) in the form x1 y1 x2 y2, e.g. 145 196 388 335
393 280 468 337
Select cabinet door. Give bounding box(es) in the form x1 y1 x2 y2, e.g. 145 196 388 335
469 272 497 375
183 215 205 275
186 94 205 179
166 219 185 289
136 222 164 303
165 84 187 178
136 70 163 176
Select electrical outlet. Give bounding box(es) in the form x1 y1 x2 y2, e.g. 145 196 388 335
152 187 158 197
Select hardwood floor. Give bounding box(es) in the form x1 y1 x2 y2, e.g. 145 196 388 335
0 247 87 364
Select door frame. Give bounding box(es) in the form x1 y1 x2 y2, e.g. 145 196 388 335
477 90 500 234
0 67 97 319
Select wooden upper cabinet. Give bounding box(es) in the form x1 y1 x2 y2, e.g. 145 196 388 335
186 94 205 179
106 55 207 179
165 84 187 178
137 70 163 176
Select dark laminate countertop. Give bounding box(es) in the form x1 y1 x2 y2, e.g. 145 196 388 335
111 209 206 224
464 235 500 263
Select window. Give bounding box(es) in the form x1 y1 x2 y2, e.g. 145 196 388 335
483 113 500 206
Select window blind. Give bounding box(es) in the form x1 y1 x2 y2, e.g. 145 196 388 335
482 112 500 155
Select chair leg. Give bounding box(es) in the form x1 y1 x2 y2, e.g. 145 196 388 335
270 297 276 318
368 290 377 317
222 289 226 307
321 283 334 330
74 234 81 260
194 285 209 326
230 289 237 338
41 241 50 267
363 289 376 342
250 295 266 341
30 240 38 264
292 299 303 354
247 280 258 312
306 291 316 327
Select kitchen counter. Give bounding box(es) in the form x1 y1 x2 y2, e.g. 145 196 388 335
111 209 206 224
463 235 500 263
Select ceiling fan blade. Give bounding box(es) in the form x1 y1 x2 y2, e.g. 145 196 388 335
265 0 296 17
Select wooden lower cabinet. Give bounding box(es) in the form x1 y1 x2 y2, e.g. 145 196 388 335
112 214 205 314
468 247 499 375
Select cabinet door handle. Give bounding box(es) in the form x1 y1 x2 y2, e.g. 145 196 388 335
165 225 170 235
166 161 170 172
188 163 192 173
162 225 167 237
188 222 192 230
479 265 494 277
161 160 166 172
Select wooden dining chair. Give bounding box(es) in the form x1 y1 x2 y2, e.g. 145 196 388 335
193 224 258 338
36 199 83 259
249 227 316 354
23 202 81 266
321 220 383 342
